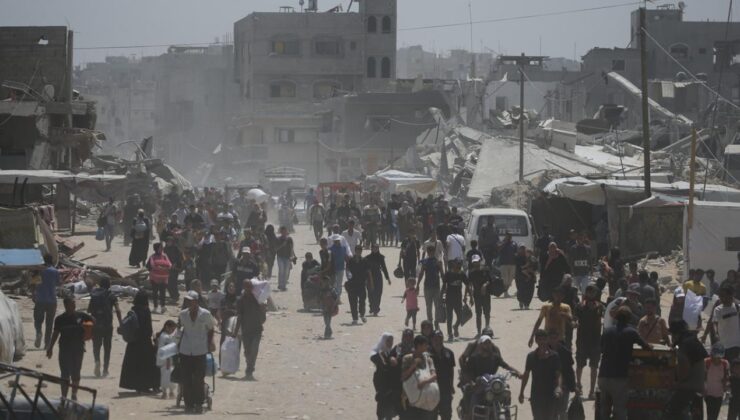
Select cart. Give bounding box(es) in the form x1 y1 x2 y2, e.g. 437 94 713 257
176 353 216 411
0 362 108 419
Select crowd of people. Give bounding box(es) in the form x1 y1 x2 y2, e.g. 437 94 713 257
27 185 740 419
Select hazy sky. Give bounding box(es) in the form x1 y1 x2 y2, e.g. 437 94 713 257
1 0 735 66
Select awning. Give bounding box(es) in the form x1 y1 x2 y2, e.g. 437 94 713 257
367 169 438 194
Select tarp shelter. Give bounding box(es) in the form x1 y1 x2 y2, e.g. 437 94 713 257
0 206 57 267
367 170 438 194
684 201 740 280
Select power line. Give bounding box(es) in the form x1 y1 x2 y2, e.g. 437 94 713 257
71 1 643 51
399 1 642 32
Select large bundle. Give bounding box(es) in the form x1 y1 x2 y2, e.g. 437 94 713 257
0 290 25 363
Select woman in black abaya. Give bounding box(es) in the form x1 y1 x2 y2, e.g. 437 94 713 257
120 291 159 393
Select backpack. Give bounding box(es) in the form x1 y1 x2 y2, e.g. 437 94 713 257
89 289 113 327
118 310 139 343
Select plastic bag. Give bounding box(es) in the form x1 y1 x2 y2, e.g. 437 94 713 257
459 303 473 326
220 336 240 375
205 352 218 377
683 289 703 330
157 342 178 364
250 278 271 304
402 354 440 411
567 395 585 420
95 226 105 241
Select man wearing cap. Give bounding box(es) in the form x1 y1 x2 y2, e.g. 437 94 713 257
178 291 216 413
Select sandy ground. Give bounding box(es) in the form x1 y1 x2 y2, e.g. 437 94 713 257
13 222 681 420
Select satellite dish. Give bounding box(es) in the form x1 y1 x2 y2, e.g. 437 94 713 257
678 1 686 10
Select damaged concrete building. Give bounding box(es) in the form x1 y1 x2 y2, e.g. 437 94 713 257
0 26 100 171
232 0 398 182
396 46 495 80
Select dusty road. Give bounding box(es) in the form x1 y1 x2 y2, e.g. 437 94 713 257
14 222 603 420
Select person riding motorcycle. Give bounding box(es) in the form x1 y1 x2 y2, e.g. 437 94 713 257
459 332 521 420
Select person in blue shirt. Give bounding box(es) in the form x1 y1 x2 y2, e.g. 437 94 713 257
34 254 59 349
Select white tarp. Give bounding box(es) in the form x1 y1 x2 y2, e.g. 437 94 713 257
247 188 269 204
0 290 25 363
544 177 740 205
683 200 740 279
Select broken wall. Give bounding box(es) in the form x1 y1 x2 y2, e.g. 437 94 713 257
0 26 72 101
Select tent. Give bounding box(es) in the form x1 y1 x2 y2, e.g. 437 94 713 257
367 169 438 194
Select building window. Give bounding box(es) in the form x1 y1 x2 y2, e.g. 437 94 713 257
382 16 392 33
314 37 342 56
699 47 707 55
367 57 377 78
611 59 626 71
269 80 297 98
367 16 377 33
275 128 295 143
314 81 341 99
271 37 300 55
670 43 689 59
381 57 391 78
350 41 357 51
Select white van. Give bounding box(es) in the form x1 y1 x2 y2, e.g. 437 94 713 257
465 208 535 250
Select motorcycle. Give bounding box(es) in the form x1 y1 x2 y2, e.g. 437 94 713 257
458 373 517 420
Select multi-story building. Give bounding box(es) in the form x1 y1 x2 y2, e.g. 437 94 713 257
396 45 495 80
233 0 397 182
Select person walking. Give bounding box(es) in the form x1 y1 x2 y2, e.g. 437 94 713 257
233 280 266 381
87 277 122 378
598 306 652 420
400 335 438 420
346 245 372 325
665 320 709 419
498 233 518 298
430 331 456 420
310 202 326 243
146 243 172 314
713 285 740 362
329 234 349 298
129 209 151 268
156 320 178 399
442 260 466 340
164 237 183 302
466 255 492 337
418 245 444 330
365 244 390 316
400 233 420 278
568 233 592 294
46 296 93 400
371 332 397 420
515 246 537 310
101 198 118 251
402 278 420 330
528 286 573 348
574 284 604 400
704 344 730 420
178 291 216 414
275 226 296 291
119 291 159 393
264 225 278 279
518 329 562 420
34 254 59 350
539 243 571 303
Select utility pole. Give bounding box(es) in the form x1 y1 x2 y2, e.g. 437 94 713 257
500 54 548 182
639 7 652 196
316 140 320 184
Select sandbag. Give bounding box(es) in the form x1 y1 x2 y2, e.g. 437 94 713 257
402 354 440 412
220 337 240 375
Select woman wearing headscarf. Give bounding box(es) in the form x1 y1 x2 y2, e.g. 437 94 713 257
119 291 159 393
538 242 571 303
264 225 278 279
129 209 151 268
371 332 397 420
390 329 414 417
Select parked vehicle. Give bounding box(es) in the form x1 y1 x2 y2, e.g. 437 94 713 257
465 208 534 251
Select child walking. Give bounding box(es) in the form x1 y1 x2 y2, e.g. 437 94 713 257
401 278 419 330
704 344 729 420
156 320 178 399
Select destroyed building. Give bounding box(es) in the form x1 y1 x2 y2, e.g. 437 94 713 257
0 26 100 171
232 0 397 182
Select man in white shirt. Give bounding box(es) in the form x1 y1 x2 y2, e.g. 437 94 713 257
342 219 363 251
713 285 740 361
446 231 466 269
326 225 353 258
178 291 216 413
